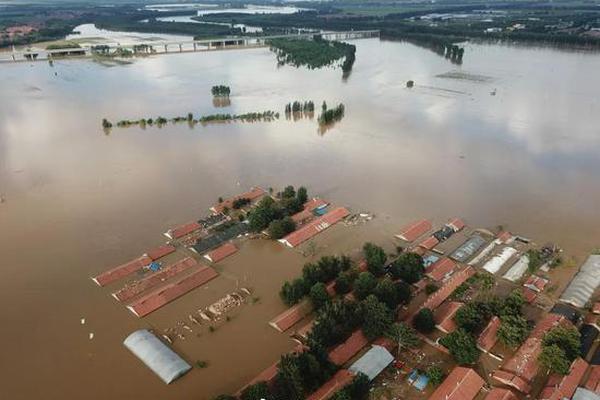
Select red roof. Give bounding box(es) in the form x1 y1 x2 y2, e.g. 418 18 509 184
127 265 218 317
496 231 513 244
306 369 355 400
434 301 463 333
425 257 457 282
92 255 152 287
295 320 315 339
418 235 439 250
146 244 176 261
236 361 279 396
522 287 538 303
112 257 198 302
279 207 350 248
326 281 337 296
204 242 238 263
168 221 202 239
373 337 396 353
291 209 314 224
269 301 312 333
523 275 548 293
593 302 600 315
303 198 328 211
448 217 465 232
210 187 266 214
538 358 588 400
478 316 501 352
585 365 600 394
483 388 519 400
492 314 569 393
328 330 369 366
429 367 484 400
419 266 475 312
395 219 432 242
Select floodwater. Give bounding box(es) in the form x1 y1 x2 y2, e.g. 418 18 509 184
1 38 600 399
65 23 194 46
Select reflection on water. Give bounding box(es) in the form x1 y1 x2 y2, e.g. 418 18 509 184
1 38 600 399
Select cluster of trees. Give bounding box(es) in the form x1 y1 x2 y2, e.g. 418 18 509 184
318 103 345 125
445 44 464 63
284 100 315 114
539 325 581 374
280 255 352 307
248 185 307 237
199 111 279 123
269 37 356 73
211 85 231 97
438 290 529 364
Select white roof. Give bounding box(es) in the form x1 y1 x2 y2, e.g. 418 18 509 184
560 255 600 308
349 345 394 381
482 247 517 274
503 254 529 282
573 387 600 400
123 329 191 384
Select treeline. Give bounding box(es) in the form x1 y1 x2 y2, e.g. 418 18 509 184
318 102 345 125
211 85 231 97
269 37 357 74
247 185 308 239
102 111 279 130
285 100 315 114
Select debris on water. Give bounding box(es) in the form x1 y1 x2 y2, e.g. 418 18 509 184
183 324 192 332
189 314 199 324
161 334 173 344
240 287 251 296
490 88 497 96
80 318 85 325
89 332 94 340
177 333 185 340
199 311 211 321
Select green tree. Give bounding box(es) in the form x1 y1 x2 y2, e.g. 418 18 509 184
249 197 282 232
426 366 445 386
241 382 271 400
274 354 305 400
334 269 357 295
360 295 393 340
282 185 296 199
425 283 439 294
439 328 480 364
296 186 308 204
374 277 410 309
268 217 296 239
363 242 386 276
539 344 571 375
389 253 424 283
386 322 419 353
542 326 581 362
344 373 370 400
309 282 331 310
413 308 435 333
353 272 377 300
501 290 525 317
280 278 308 306
454 303 486 334
497 315 530 348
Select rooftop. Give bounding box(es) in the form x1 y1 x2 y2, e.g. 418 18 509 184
395 219 432 242
429 367 484 400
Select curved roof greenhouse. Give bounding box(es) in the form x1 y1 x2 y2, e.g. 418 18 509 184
124 329 191 384
560 255 600 308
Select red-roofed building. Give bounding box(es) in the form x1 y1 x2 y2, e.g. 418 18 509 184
483 388 519 400
279 207 350 248
291 209 314 225
497 231 513 244
429 367 484 400
210 187 266 214
434 301 463 333
269 301 312 333
418 267 476 313
492 314 569 394
306 369 355 400
236 361 279 396
418 235 439 251
538 358 588 400
524 275 549 293
204 242 238 263
127 265 219 317
295 320 314 340
425 257 457 282
478 316 501 353
395 219 432 242
522 287 538 303
303 198 328 212
92 255 152 287
166 221 202 239
146 244 176 261
585 365 600 394
593 302 600 315
448 218 465 232
328 330 369 366
373 337 396 353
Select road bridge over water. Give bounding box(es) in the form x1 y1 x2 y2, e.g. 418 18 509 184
1 30 380 63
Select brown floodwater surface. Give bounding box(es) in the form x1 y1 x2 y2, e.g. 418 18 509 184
1 38 600 399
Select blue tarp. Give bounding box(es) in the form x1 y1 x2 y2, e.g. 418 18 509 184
407 369 429 391
313 206 329 216
423 255 440 268
149 262 161 272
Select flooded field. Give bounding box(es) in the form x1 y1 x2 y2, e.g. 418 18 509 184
1 38 600 399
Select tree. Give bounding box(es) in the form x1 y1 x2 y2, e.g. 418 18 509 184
413 308 435 333
268 217 296 239
363 242 386 276
539 344 571 375
344 373 370 400
241 382 271 400
501 290 525 317
454 303 486 334
309 282 330 310
374 277 410 309
497 315 530 348
296 186 308 204
353 272 377 300
334 269 357 295
280 278 308 306
249 197 282 232
360 295 393 340
274 354 305 400
389 253 424 283
439 328 480 364
542 326 581 362
425 283 439 294
282 185 296 199
386 322 419 353
426 366 444 386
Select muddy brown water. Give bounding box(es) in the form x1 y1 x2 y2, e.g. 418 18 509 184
1 38 600 399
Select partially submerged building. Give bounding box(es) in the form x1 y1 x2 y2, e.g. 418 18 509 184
348 345 394 381
395 219 432 242
328 330 369 366
483 388 519 400
538 357 588 400
478 316 501 356
123 329 191 384
502 254 530 282
306 369 355 400
418 266 476 313
210 187 266 214
429 366 484 400
269 300 312 333
434 301 463 334
450 235 486 263
425 257 457 282
581 324 600 360
279 207 350 248
483 247 517 274
560 255 600 308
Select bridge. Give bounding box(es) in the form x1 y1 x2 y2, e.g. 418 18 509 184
0 30 380 63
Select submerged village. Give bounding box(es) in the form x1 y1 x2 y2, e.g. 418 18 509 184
91 184 600 400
